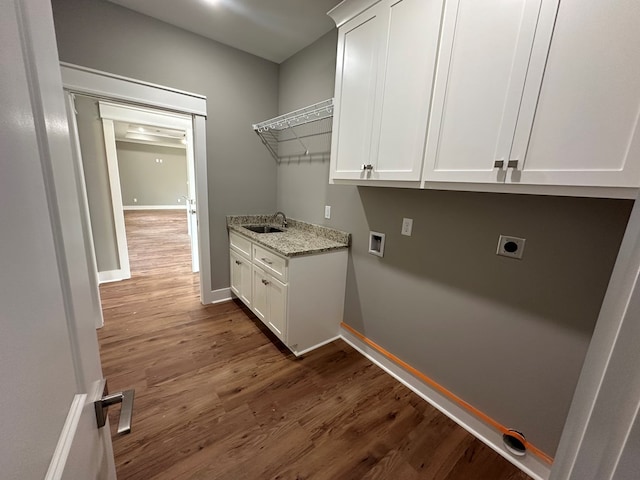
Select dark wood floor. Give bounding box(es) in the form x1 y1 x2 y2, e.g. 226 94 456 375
98 210 531 480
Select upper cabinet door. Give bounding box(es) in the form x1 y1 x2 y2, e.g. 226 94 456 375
330 0 443 184
423 0 545 184
373 0 444 181
511 0 640 188
330 6 382 181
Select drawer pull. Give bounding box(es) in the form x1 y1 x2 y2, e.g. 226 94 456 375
261 257 273 265
507 159 520 169
261 279 269 285
494 160 504 169
235 260 242 265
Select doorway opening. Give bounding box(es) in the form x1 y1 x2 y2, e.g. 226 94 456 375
61 63 213 318
71 96 200 284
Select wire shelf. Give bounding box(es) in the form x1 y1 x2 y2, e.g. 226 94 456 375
252 98 334 161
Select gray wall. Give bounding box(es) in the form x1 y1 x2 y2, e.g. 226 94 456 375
52 0 278 290
277 30 337 218
116 142 187 207
277 30 633 456
75 95 119 272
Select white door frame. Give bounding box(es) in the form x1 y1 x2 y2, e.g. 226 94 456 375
61 63 213 304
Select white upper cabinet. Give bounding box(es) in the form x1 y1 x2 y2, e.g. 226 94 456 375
423 0 550 184
513 0 640 188
330 0 444 183
331 0 640 197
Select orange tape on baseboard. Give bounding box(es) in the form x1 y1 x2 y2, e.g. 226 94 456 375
340 322 554 465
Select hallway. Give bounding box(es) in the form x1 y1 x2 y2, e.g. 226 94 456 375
97 211 531 479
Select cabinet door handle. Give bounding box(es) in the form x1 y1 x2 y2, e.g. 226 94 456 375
494 160 505 169
507 159 519 169
261 279 269 285
361 164 373 171
261 257 273 265
235 260 242 265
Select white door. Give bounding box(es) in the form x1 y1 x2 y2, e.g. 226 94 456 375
372 0 443 182
266 277 287 340
252 266 269 323
229 249 251 307
330 5 382 181
1 0 119 478
423 0 544 183
511 0 640 188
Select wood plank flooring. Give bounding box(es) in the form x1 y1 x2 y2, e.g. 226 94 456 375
98 210 532 480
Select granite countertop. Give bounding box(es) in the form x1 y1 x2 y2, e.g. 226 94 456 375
227 215 350 258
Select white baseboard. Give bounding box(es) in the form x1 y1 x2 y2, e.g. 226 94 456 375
98 269 129 284
123 205 186 211
339 326 551 480
208 287 232 304
294 335 341 357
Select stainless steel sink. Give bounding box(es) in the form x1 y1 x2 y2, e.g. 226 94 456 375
243 225 284 233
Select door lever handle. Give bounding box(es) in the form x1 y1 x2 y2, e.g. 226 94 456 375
94 380 135 434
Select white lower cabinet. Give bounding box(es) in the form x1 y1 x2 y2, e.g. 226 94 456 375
229 231 348 356
229 249 251 307
251 265 287 341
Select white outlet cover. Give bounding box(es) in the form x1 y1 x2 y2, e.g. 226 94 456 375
401 218 413 236
497 235 526 259
325 205 331 219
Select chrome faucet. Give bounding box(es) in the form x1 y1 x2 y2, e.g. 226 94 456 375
274 211 287 228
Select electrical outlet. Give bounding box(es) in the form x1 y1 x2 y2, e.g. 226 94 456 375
325 205 331 219
497 235 526 259
178 198 182 203
133 198 137 203
401 218 413 236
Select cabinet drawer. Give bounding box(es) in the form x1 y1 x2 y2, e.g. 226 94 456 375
229 231 251 259
253 244 288 283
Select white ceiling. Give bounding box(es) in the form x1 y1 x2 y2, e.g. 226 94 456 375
106 0 342 63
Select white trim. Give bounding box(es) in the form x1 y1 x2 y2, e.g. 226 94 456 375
99 101 192 129
64 93 105 329
123 205 186 211
209 288 232 304
339 327 551 480
328 0 381 27
60 63 206 116
98 269 128 284
331 178 638 199
101 119 131 281
294 335 341 357
45 394 87 480
184 120 199 273
194 116 212 303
